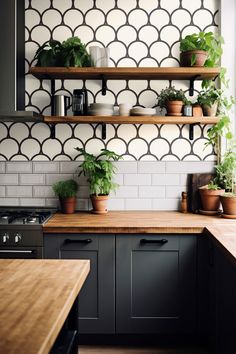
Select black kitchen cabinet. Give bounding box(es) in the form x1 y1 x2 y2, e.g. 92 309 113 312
116 234 197 334
44 233 115 334
206 238 236 354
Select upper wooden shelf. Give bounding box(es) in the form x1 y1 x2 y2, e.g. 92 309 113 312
30 67 221 81
43 115 219 125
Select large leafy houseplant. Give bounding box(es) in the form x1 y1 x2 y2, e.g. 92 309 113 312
75 148 121 214
34 36 91 67
180 31 223 67
53 179 78 214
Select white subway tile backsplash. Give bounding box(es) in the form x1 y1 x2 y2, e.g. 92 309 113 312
108 198 125 210
33 162 60 173
126 199 152 210
46 174 74 185
138 161 166 174
115 161 138 174
111 186 138 198
6 162 32 173
45 198 58 208
0 174 18 185
166 186 187 199
20 198 46 206
165 161 215 173
124 174 151 185
139 186 165 198
153 198 180 211
33 186 54 198
0 163 5 173
0 186 5 197
60 161 79 173
152 174 180 186
76 199 89 211
6 186 32 197
0 198 19 206
19 174 45 185
77 186 90 198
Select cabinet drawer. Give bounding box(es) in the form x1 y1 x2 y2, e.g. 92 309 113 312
119 234 180 251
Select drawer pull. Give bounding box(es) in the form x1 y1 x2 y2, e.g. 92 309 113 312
64 238 92 244
140 239 168 245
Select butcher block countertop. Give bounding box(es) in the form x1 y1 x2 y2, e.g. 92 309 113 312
0 259 90 354
43 211 236 261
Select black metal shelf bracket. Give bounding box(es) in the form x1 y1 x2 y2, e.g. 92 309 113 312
49 124 56 139
189 75 201 96
101 75 107 96
50 79 56 115
189 123 200 140
101 123 106 139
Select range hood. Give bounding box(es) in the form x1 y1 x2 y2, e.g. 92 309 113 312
0 0 42 121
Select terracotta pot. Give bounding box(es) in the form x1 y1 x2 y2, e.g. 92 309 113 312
220 195 236 215
166 100 183 116
199 188 225 211
91 195 109 214
180 50 208 67
59 197 76 214
202 102 218 117
192 104 203 117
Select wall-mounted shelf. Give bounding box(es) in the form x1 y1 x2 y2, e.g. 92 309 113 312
43 115 219 140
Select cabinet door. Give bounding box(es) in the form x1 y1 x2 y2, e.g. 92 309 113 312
44 234 115 334
116 234 197 334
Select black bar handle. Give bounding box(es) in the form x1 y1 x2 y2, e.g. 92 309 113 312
64 238 92 244
140 238 168 245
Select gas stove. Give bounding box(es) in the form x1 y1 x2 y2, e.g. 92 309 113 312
0 209 52 225
0 207 55 259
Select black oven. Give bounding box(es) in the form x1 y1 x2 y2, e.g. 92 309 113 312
0 208 54 259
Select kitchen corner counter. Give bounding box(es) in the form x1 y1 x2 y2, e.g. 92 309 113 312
0 259 90 354
43 211 236 262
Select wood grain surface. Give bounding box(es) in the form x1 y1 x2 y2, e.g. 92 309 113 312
0 259 90 354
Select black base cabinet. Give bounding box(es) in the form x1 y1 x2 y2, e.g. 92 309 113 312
116 234 197 334
44 234 115 334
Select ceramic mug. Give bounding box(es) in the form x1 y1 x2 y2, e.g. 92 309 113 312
119 103 132 116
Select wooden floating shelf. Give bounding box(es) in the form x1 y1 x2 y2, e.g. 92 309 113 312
43 115 219 125
30 67 221 81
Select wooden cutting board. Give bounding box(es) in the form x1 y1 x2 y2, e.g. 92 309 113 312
187 173 214 213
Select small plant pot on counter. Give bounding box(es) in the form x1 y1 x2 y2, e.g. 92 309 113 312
91 195 109 214
199 187 225 212
59 197 76 214
220 194 236 218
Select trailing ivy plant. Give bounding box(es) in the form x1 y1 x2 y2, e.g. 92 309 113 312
75 148 122 196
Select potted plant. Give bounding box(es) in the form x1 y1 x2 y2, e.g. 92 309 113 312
157 86 187 116
52 179 78 214
197 84 222 116
180 31 223 67
199 181 225 214
34 36 91 67
75 148 121 214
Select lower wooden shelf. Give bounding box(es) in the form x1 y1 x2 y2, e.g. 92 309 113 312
43 115 219 125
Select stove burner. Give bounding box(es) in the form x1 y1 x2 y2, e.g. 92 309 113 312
1 214 9 220
0 209 53 225
27 216 37 223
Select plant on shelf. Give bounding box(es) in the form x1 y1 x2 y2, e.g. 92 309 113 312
156 86 187 116
34 36 91 67
75 148 122 214
197 83 222 116
53 179 78 214
179 31 223 67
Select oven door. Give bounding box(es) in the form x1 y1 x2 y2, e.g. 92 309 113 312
0 247 43 259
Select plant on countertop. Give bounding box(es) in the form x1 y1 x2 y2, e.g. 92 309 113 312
75 148 122 214
34 36 91 67
53 179 78 214
180 31 223 67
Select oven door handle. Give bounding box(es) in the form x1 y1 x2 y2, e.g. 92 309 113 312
0 250 34 254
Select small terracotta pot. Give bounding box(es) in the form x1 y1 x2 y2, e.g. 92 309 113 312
199 188 225 211
91 195 109 214
220 195 236 215
166 100 183 116
180 50 208 67
192 104 203 117
59 197 76 214
202 102 218 117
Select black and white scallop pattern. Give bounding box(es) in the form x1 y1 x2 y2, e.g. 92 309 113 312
0 0 219 161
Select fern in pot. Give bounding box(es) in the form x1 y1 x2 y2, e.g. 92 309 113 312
76 148 121 214
53 179 78 214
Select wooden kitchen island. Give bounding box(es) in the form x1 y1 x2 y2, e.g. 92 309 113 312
0 259 90 354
